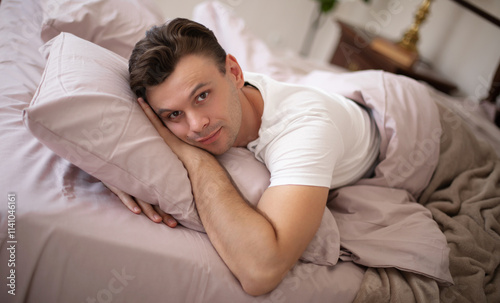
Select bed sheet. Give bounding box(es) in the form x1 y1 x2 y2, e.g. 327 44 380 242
2 0 499 302
0 0 365 302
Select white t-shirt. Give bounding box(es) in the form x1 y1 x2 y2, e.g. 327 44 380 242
245 72 380 189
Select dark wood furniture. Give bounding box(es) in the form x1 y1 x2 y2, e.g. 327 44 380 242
331 0 500 127
330 20 457 94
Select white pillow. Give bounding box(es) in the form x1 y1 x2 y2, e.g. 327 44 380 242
40 0 164 59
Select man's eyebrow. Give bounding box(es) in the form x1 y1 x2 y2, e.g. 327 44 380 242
155 82 210 117
156 108 171 117
189 82 210 99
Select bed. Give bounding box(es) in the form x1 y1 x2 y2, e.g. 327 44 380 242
0 0 499 302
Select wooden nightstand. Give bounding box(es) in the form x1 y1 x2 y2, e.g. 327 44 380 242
330 20 457 94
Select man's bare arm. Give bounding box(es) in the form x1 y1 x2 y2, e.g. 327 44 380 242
139 98 328 295
189 160 328 295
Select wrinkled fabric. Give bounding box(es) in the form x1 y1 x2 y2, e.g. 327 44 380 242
353 102 500 303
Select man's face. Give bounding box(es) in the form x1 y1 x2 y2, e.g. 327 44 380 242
146 54 242 155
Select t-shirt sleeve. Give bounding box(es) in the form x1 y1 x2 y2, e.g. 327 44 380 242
264 117 344 188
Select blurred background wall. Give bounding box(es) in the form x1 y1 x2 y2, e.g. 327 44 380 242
153 0 500 101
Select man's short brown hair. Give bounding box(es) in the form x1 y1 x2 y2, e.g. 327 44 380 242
128 18 227 101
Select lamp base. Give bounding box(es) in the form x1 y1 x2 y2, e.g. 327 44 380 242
370 37 419 69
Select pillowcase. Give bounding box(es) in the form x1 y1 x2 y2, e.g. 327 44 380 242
192 1 295 81
40 0 164 59
25 32 203 231
25 32 339 266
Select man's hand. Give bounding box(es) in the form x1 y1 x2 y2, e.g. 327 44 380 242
103 182 178 228
137 97 188 155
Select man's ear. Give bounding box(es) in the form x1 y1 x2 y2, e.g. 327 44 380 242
226 54 244 89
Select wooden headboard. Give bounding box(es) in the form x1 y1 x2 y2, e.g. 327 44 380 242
452 0 500 126
452 0 500 27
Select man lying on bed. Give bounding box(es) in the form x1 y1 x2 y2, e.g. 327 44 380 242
107 17 381 296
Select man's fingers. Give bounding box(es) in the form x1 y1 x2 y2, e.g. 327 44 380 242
154 205 178 228
137 97 180 147
120 194 142 214
136 199 163 223
104 182 141 214
138 97 165 130
104 181 177 227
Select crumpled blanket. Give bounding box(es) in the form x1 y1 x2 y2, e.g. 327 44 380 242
299 70 453 284
353 101 500 302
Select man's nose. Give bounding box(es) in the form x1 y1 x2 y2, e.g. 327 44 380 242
187 111 209 134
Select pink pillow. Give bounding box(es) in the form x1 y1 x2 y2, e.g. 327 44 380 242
25 32 339 266
40 0 164 59
24 33 203 231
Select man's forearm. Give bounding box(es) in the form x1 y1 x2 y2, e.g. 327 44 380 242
176 147 286 294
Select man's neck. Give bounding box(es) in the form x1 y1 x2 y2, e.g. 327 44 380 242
234 84 264 147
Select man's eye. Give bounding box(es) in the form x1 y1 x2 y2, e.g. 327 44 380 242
168 111 182 120
197 91 208 102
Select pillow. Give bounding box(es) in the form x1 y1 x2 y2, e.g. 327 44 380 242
24 32 339 266
25 33 203 231
40 0 164 59
192 1 295 81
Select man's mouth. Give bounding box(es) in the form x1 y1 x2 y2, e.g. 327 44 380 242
196 127 222 145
